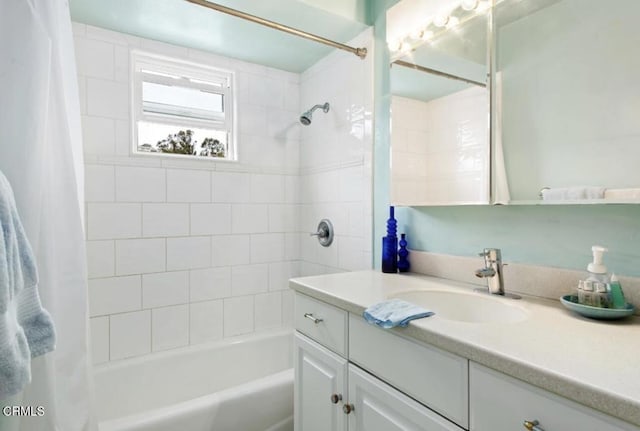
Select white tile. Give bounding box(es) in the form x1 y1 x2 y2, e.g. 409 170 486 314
251 174 285 203
223 296 254 337
190 300 223 344
338 236 366 271
85 164 115 202
231 204 268 233
284 175 299 203
86 240 115 279
237 104 267 136
90 316 109 364
142 271 189 308
190 267 231 301
115 239 166 275
82 115 115 156
211 235 251 267
152 305 189 352
143 203 189 237
71 21 86 36
282 290 294 327
89 275 141 316
141 39 189 58
250 233 284 263
114 45 129 82
115 119 131 156
110 310 151 360
284 233 300 261
115 166 166 202
166 236 211 270
254 292 282 330
268 204 297 233
87 78 128 120
211 172 251 203
190 204 232 235
249 73 284 109
85 25 134 46
74 37 114 80
269 261 299 291
231 264 269 296
166 169 210 203
87 203 141 240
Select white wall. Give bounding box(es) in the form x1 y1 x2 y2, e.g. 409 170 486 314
298 29 374 275
391 86 488 205
74 23 302 363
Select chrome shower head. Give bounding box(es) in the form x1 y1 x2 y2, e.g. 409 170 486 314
299 102 330 125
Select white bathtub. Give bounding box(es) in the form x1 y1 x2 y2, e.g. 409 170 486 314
94 329 294 431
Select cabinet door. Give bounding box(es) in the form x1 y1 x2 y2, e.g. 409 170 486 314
294 333 348 431
470 362 640 431
347 365 464 431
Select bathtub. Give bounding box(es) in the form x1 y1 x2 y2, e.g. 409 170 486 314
94 329 294 431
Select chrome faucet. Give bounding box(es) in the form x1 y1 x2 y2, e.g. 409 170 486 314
475 248 505 295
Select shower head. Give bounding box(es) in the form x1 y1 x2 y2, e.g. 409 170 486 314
299 102 330 125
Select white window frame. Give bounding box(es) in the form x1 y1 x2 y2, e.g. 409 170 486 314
130 50 236 161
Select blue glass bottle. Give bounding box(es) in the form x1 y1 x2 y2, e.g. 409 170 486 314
397 233 410 273
381 206 397 273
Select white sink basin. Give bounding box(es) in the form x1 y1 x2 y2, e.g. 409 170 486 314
393 289 529 324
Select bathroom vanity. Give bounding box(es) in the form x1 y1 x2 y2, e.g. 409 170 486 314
291 271 640 431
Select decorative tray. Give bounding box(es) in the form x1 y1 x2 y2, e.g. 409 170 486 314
560 295 635 320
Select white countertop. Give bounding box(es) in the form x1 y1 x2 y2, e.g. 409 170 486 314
290 270 640 427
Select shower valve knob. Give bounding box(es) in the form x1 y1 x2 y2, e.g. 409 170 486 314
310 219 334 247
330 394 342 404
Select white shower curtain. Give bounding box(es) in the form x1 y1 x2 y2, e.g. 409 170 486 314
0 0 96 430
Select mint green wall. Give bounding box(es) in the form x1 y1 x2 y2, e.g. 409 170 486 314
372 3 640 278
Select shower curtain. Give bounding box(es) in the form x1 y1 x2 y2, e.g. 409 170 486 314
0 0 96 430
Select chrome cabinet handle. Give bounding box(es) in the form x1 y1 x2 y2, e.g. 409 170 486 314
330 393 342 404
523 420 545 431
304 313 323 324
343 404 354 414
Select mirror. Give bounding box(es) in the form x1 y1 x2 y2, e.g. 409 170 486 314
388 0 491 206
495 0 640 204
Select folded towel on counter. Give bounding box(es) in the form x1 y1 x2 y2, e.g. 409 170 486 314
363 299 434 329
0 171 56 399
541 186 605 201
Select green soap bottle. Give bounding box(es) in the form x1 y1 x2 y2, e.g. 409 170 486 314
609 274 626 309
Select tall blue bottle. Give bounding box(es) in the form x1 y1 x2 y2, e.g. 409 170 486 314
381 206 397 273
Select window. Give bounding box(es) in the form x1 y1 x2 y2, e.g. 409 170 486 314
131 51 235 160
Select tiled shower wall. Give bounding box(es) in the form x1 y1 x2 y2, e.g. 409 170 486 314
298 29 374 275
74 23 302 363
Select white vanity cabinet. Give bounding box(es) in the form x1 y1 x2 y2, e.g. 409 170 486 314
294 293 465 431
469 362 640 431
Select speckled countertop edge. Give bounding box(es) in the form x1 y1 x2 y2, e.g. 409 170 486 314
290 271 640 428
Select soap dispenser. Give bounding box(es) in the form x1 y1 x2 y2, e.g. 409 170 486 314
578 246 611 307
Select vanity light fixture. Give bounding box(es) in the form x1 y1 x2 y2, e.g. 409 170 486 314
461 0 479 11
421 30 434 41
400 41 412 53
446 16 460 28
388 40 402 52
409 28 424 40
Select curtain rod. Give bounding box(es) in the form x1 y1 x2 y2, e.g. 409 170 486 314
184 0 368 59
392 60 486 87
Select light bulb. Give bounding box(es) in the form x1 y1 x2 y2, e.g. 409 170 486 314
421 30 434 41
433 15 449 27
446 16 460 28
388 40 402 52
461 0 479 11
477 1 490 12
400 41 412 53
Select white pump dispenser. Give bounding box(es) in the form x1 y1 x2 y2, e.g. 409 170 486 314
587 245 608 274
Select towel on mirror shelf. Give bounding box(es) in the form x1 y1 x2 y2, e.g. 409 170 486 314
541 186 605 201
0 171 56 399
363 299 434 329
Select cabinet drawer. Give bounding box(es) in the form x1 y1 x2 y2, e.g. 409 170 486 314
470 362 640 431
348 364 464 431
295 293 348 356
349 315 469 429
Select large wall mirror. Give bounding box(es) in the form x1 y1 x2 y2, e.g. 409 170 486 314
388 0 490 206
389 0 640 206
